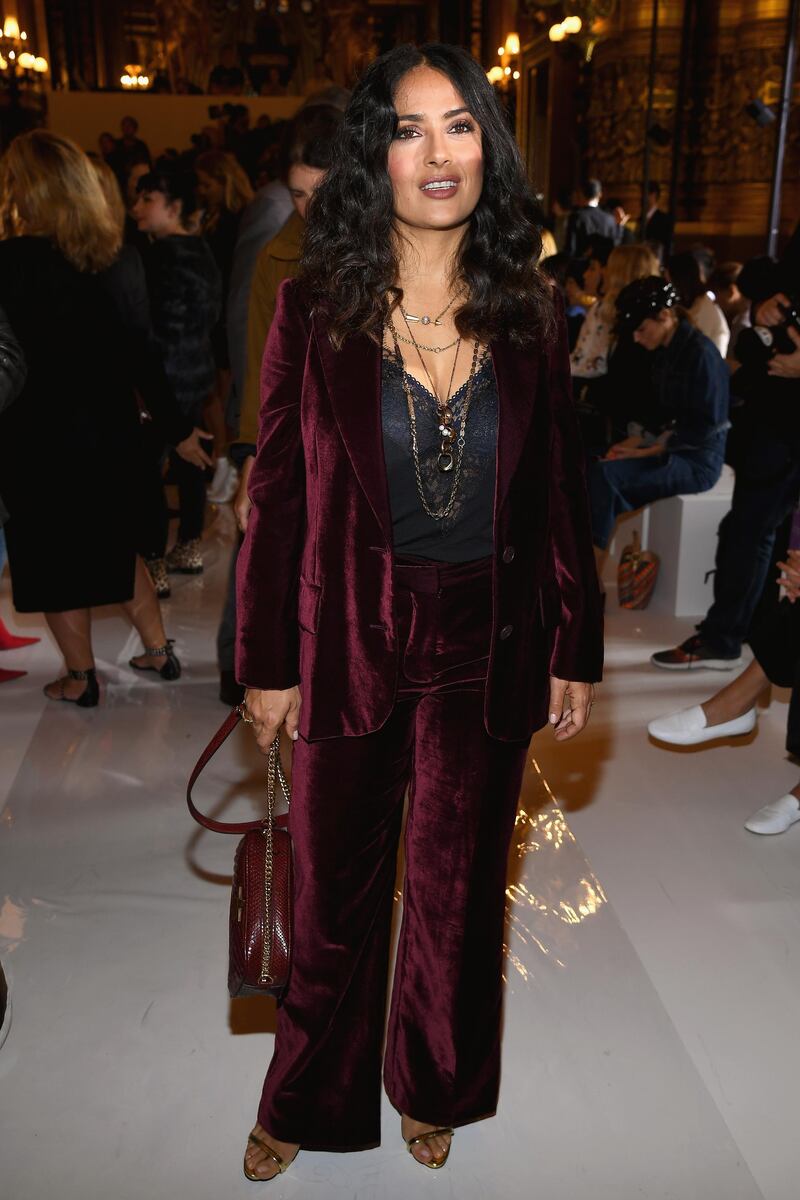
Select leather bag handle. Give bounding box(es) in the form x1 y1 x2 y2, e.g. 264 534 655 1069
186 707 290 834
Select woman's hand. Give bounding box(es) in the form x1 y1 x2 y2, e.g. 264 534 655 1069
243 685 302 754
604 439 662 461
767 325 800 378
176 427 215 469
754 292 791 327
548 677 594 741
778 548 800 602
234 455 255 534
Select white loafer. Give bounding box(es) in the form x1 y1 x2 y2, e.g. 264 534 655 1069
647 704 756 746
744 794 800 835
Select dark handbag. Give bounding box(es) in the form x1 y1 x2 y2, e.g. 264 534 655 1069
187 707 293 999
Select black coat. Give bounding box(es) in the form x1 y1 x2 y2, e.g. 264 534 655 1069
0 305 26 526
141 234 221 419
98 245 193 447
565 205 618 258
0 237 142 612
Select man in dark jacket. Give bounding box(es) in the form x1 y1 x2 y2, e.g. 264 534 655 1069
653 223 800 669
587 278 730 559
565 178 618 258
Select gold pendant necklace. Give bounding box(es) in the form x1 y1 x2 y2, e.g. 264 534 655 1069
401 293 457 327
387 322 483 520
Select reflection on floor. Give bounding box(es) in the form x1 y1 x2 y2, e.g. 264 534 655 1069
0 506 796 1199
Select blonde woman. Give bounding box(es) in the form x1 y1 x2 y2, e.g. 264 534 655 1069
195 150 255 500
570 243 661 379
0 131 182 705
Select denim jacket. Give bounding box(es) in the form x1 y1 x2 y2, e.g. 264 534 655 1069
648 319 730 454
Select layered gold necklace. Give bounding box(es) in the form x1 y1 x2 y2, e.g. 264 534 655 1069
386 306 485 521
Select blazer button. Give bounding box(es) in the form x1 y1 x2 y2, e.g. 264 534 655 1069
499 624 513 640
502 545 516 563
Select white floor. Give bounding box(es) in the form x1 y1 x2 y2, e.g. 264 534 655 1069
1 506 797 1199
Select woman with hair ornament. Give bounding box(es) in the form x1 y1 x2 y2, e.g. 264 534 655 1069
235 42 603 1181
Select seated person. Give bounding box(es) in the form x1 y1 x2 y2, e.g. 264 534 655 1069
648 510 800 836
571 243 660 380
539 253 590 351
667 251 730 358
587 277 730 580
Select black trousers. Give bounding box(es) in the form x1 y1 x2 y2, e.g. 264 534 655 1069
698 427 800 657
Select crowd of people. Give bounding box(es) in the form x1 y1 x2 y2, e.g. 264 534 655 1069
0 36 799 1182
542 175 800 835
0 100 799 838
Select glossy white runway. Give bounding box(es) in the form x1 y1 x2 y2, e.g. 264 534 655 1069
1 506 797 1199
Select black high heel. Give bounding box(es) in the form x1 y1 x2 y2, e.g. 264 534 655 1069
129 639 181 681
44 667 99 708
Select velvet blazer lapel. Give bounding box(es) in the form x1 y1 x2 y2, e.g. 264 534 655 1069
312 314 541 545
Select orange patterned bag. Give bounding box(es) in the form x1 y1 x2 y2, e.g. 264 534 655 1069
617 529 659 609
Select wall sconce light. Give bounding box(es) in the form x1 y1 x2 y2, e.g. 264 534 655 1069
489 30 520 89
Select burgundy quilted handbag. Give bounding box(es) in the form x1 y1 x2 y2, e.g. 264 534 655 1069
187 707 293 999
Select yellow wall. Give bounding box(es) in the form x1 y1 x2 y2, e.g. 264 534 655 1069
46 92 304 158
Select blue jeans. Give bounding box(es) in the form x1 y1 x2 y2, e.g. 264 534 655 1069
587 445 724 550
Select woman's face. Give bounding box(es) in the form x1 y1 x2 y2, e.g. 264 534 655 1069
126 162 150 208
132 189 184 237
387 65 483 237
197 170 225 212
287 163 326 220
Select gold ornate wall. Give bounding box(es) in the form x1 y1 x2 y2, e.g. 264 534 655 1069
562 0 799 253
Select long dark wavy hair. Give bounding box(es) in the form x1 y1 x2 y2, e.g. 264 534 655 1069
298 42 554 350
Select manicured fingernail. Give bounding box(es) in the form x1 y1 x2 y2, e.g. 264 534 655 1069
291 730 298 740
549 713 559 724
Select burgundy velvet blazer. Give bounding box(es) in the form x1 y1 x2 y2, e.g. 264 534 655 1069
236 277 603 743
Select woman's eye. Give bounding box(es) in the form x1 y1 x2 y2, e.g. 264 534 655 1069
395 126 419 140
450 120 475 134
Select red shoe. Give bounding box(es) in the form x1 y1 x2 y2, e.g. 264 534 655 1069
0 617 40 652
0 668 26 683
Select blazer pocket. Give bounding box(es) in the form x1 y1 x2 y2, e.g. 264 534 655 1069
298 577 322 634
539 579 562 630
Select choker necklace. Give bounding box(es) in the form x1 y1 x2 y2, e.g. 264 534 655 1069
401 293 458 327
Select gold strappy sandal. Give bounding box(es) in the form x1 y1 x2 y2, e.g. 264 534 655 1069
405 1126 455 1169
243 1132 299 1182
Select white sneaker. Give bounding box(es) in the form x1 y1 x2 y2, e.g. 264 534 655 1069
744 794 800 835
647 704 756 746
207 457 238 504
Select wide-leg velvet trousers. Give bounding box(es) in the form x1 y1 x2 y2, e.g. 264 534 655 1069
257 553 531 1151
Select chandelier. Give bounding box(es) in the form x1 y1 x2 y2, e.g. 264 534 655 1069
0 13 48 77
120 64 151 89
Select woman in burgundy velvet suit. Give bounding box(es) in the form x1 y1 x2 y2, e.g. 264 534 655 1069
236 43 603 1180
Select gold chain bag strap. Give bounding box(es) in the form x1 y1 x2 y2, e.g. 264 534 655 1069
186 707 293 998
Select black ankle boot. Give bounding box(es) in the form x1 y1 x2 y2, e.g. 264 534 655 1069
129 639 181 681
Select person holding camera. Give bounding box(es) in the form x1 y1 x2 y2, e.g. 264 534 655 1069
652 224 800 671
